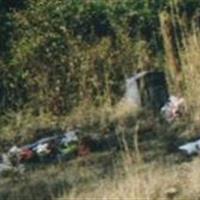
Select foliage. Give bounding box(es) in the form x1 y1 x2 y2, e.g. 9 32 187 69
0 0 199 115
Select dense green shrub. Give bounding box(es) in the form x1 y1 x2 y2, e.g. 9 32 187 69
0 0 199 115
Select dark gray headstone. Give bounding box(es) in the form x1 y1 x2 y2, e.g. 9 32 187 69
125 71 169 110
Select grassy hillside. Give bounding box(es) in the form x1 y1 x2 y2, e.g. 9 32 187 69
0 0 200 200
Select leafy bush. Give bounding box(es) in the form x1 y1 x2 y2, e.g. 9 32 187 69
0 0 199 115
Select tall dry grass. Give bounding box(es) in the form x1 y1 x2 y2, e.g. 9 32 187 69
60 159 200 200
160 6 200 124
180 32 200 123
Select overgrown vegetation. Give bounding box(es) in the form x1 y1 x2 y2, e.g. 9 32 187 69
0 0 199 115
0 0 200 200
